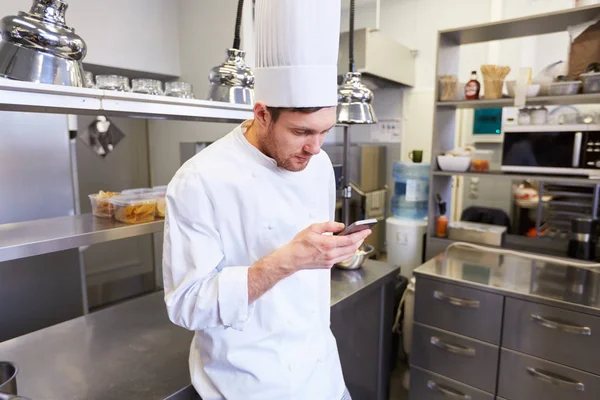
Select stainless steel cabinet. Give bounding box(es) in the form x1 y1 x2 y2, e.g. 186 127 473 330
503 297 600 376
411 322 498 393
410 366 494 400
498 349 600 400
414 278 503 344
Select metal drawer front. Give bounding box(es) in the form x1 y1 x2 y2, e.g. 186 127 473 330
503 297 600 375
498 349 600 400
414 278 503 344
409 366 494 400
411 323 499 393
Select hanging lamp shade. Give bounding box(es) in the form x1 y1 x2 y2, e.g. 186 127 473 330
207 0 254 105
0 0 87 87
337 0 376 124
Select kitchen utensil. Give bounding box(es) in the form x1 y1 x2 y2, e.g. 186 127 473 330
132 79 163 95
96 75 130 92
530 107 548 125
548 81 581 96
438 75 458 101
517 108 531 125
165 81 194 99
568 218 598 261
409 150 423 163
505 81 541 97
437 155 471 172
207 48 254 104
0 0 87 87
335 244 375 270
481 65 511 99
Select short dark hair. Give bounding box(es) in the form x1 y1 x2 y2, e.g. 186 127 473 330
267 106 326 123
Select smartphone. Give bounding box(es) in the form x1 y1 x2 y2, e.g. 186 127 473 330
336 218 378 236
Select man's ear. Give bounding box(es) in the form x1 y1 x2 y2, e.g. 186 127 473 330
253 102 272 130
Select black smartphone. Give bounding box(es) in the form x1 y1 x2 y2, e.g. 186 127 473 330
336 218 378 236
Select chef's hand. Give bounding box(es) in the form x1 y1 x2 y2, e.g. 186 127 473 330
277 221 372 271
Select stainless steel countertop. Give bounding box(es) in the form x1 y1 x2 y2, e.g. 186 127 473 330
415 247 600 317
0 259 398 400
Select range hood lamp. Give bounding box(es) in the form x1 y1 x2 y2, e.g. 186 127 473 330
0 0 87 87
207 0 254 105
337 0 377 125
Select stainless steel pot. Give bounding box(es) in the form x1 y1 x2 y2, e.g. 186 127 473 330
335 244 375 270
0 0 87 86
0 362 29 400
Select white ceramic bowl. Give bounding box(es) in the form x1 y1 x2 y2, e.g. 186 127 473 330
506 81 541 98
437 155 471 172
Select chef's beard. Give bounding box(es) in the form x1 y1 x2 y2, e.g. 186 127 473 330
258 125 312 172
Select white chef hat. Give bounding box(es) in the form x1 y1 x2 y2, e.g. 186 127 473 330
254 0 341 108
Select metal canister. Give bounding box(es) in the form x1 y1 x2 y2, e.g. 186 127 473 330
567 218 598 261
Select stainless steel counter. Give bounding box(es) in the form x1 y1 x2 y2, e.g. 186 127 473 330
0 259 398 400
415 247 600 317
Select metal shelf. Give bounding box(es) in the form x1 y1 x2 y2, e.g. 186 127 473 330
0 214 164 263
432 170 600 186
427 235 568 258
0 79 253 123
441 4 600 45
437 93 600 109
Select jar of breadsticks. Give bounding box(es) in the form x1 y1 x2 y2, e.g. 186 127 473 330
481 65 511 99
438 75 459 101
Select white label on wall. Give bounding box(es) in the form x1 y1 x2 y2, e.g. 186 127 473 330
406 179 428 202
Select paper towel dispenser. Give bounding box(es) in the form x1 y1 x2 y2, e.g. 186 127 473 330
338 28 416 90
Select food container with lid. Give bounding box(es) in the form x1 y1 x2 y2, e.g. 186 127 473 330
132 78 163 95
145 191 166 218
548 81 581 96
96 75 130 92
109 196 157 224
581 72 600 93
121 188 153 195
471 149 494 172
89 191 121 218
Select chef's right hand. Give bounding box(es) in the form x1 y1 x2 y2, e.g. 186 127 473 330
276 221 372 271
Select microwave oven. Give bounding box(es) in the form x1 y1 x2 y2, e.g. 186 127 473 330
501 125 600 177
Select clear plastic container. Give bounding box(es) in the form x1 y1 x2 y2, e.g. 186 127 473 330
581 72 600 94
152 185 168 192
165 81 194 98
391 162 430 220
471 149 494 172
89 191 121 218
132 79 163 95
548 81 581 96
143 191 166 218
83 71 95 88
109 196 157 224
121 188 153 195
96 75 130 92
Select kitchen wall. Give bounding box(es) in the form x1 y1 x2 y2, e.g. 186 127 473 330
0 0 181 77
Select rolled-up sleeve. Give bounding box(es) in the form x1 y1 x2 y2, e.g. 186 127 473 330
162 169 254 331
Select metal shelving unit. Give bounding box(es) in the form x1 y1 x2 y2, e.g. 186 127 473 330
427 3 600 259
0 78 254 123
0 79 252 264
0 214 164 263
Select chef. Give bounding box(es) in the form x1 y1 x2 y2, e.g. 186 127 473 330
162 0 370 399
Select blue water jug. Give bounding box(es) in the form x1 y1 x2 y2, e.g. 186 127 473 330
392 162 430 220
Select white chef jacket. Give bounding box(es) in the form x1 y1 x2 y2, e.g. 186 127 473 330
162 124 346 400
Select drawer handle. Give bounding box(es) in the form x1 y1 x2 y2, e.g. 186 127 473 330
430 336 476 356
433 290 480 308
530 314 592 336
427 380 472 399
526 367 585 392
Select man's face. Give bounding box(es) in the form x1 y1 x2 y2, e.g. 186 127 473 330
259 107 336 172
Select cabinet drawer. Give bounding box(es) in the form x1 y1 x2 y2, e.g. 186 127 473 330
409 366 494 400
414 278 503 344
498 349 600 400
411 323 499 393
503 297 600 375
